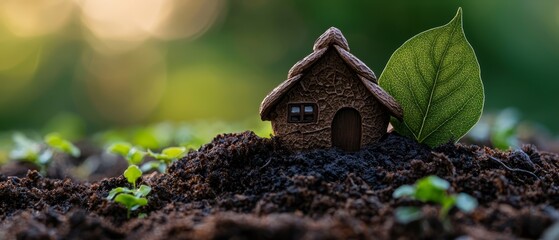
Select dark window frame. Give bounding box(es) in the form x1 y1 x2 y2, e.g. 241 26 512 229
288 103 318 123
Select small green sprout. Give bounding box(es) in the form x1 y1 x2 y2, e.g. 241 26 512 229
107 165 151 218
141 146 186 173
10 133 80 175
107 143 185 173
490 108 520 150
114 194 148 219
107 142 132 157
9 133 43 163
148 147 186 163
108 142 146 165
393 175 478 224
124 165 142 189
45 133 81 157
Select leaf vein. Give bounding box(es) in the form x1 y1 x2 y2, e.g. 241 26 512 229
417 21 459 141
413 50 430 90
402 65 426 116
419 93 477 143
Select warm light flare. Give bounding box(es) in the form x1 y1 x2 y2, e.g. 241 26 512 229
77 0 171 42
149 0 225 40
0 0 74 37
76 0 224 52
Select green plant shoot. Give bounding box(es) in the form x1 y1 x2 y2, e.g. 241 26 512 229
10 133 80 175
107 142 132 157
107 165 151 219
114 194 148 219
148 147 186 164
142 146 186 173
379 8 484 147
44 133 81 157
124 165 142 189
108 142 146 165
393 175 478 223
127 147 146 165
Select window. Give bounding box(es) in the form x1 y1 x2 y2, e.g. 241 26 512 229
288 103 317 123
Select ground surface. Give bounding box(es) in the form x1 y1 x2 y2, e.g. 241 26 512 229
1 131 559 239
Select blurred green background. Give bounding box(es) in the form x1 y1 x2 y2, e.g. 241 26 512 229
0 0 558 136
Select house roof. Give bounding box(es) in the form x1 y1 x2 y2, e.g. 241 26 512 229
259 27 403 121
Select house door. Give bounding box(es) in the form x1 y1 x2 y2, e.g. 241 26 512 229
331 108 362 152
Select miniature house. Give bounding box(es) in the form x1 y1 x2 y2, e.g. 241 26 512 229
259 27 403 152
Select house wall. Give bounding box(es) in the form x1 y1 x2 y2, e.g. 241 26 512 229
270 49 389 150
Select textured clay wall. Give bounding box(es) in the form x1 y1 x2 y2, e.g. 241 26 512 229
271 49 389 150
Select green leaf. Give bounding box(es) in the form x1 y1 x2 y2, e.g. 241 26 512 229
141 160 167 173
414 176 449 203
379 8 484 147
10 133 41 162
491 108 520 150
440 195 456 218
107 187 133 200
136 185 152 198
147 149 163 160
127 148 146 165
148 146 186 164
114 193 148 210
124 165 142 188
392 185 416 198
394 207 422 224
107 142 132 157
162 147 186 159
421 175 450 190
44 133 81 157
37 149 53 165
455 193 478 213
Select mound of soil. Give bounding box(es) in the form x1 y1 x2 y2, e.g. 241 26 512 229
1 131 559 239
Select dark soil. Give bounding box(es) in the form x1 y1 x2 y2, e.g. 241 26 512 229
1 131 559 239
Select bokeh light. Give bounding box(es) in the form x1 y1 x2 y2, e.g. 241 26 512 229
77 0 171 52
148 0 225 40
77 0 225 53
0 0 74 37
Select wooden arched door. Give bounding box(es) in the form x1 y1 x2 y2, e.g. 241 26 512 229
331 108 362 152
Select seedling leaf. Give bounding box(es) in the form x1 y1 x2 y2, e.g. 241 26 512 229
415 176 449 203
147 149 162 159
108 142 132 157
10 133 41 162
491 108 520 150
392 175 478 222
107 187 133 200
455 193 478 213
148 147 186 164
141 160 167 173
136 185 152 198
395 206 422 224
127 148 146 165
440 195 457 218
393 185 416 198
379 8 484 147
422 175 450 190
37 149 53 165
45 133 81 157
114 193 148 218
124 165 142 188
161 147 186 159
